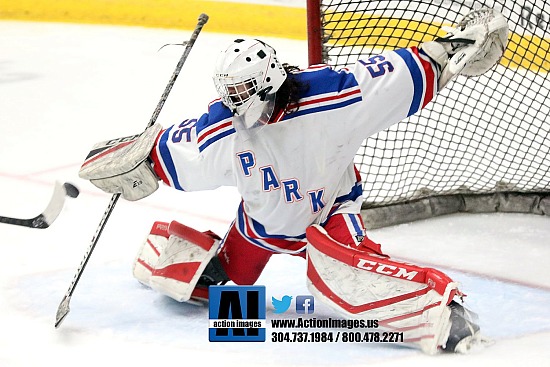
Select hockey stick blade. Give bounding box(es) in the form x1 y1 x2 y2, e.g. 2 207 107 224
55 296 71 328
0 182 79 229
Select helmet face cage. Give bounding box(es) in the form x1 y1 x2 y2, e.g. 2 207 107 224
214 73 261 114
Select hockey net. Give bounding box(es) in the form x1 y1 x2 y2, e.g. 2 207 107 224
307 0 550 228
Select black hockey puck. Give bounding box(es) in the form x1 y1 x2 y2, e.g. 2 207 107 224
63 182 80 198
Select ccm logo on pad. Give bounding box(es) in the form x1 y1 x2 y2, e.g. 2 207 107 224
355 258 419 281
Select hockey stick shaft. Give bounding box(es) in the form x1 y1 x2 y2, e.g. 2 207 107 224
55 13 209 328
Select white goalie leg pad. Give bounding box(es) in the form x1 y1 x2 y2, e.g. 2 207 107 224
133 221 170 287
306 225 461 354
148 221 220 302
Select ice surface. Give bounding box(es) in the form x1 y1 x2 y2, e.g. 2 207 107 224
1 21 549 367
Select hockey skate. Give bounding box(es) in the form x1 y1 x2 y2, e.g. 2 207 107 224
442 300 482 353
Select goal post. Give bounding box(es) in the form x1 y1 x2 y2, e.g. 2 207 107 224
307 0 324 65
306 0 550 228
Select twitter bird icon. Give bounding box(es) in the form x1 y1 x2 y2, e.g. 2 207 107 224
272 295 293 314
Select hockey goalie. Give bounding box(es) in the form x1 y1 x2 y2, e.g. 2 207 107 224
79 8 508 354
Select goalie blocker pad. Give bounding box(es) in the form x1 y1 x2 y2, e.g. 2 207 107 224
79 124 162 201
306 225 461 354
133 220 220 302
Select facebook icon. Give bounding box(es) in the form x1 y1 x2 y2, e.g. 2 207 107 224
296 295 314 314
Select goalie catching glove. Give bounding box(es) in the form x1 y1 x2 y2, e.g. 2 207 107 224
421 7 509 89
79 124 162 201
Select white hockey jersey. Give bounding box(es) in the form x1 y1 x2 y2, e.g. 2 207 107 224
150 46 439 254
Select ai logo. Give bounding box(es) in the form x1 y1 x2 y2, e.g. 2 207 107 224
208 285 266 342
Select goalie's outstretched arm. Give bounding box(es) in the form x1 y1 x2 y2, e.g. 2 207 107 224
420 7 509 90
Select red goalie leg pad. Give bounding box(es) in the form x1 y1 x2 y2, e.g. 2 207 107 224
306 225 457 301
151 221 219 283
148 221 220 302
306 225 462 353
168 221 220 251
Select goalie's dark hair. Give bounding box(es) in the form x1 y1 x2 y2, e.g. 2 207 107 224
274 64 309 115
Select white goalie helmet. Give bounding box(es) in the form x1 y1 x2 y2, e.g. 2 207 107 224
213 39 287 129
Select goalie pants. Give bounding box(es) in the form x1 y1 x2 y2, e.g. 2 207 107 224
217 212 385 285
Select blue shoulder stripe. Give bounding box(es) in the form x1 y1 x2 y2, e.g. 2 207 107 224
195 100 233 134
279 68 363 120
297 67 360 98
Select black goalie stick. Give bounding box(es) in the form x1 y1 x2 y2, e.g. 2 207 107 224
54 13 209 328
0 182 79 229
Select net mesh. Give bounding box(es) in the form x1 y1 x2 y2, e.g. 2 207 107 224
315 0 549 209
